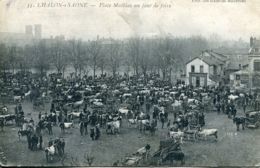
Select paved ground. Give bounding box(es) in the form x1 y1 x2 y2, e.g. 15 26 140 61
1 100 260 166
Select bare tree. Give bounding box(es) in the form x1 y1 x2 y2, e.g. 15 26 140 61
107 40 122 78
127 38 141 77
32 39 50 78
87 37 102 79
0 43 8 74
17 45 33 73
139 39 154 80
97 46 107 77
156 37 175 80
7 45 18 73
51 38 69 76
69 39 87 77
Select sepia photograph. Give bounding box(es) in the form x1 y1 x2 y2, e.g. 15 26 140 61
0 0 260 167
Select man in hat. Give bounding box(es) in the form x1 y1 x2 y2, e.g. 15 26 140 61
95 124 100 140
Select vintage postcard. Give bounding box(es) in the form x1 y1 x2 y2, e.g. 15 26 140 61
0 0 260 167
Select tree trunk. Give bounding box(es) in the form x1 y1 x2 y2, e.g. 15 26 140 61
101 66 104 76
93 64 96 79
62 68 65 78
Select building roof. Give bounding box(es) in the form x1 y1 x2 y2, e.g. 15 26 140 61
201 50 227 63
201 56 224 66
232 69 250 75
225 54 249 70
185 56 224 66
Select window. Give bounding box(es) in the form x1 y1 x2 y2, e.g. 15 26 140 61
191 65 195 72
200 65 204 73
213 65 217 75
254 61 260 71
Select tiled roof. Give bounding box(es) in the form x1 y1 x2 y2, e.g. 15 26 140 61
186 56 224 66
200 55 225 66
226 55 249 70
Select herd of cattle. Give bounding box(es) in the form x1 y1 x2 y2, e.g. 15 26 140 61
1 71 260 165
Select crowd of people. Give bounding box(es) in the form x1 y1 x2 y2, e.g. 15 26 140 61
1 71 260 163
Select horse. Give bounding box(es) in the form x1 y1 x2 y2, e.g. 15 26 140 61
233 116 246 131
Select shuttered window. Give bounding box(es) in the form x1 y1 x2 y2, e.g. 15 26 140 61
200 65 204 73
191 65 195 72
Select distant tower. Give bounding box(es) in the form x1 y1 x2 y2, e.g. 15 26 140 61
25 25 33 36
34 24 42 39
250 36 254 48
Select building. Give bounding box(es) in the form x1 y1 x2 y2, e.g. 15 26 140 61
34 24 42 39
228 37 260 90
185 50 226 87
224 54 249 85
229 69 250 90
0 24 42 46
248 37 260 88
25 25 33 36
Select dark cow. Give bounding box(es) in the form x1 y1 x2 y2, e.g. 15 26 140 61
233 116 246 131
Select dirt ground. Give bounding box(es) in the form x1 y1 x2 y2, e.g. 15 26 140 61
1 100 260 167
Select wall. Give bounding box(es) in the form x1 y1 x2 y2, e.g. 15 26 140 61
186 58 209 85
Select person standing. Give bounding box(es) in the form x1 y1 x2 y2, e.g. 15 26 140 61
216 102 221 114
84 120 88 135
38 111 42 120
61 139 65 155
27 133 32 150
39 135 43 150
90 128 95 140
0 119 4 132
95 125 100 140
79 121 84 136
167 119 171 129
160 115 165 129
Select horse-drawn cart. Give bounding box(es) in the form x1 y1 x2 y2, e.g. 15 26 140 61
121 144 151 166
245 111 260 128
151 140 185 166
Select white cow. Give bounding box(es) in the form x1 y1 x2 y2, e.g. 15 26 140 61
228 94 239 100
197 129 218 140
64 122 74 129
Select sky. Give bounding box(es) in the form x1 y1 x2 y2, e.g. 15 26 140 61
0 0 260 41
